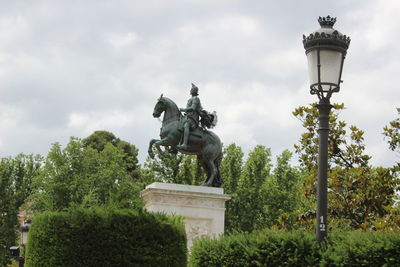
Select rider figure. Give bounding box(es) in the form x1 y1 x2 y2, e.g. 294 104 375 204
178 83 202 150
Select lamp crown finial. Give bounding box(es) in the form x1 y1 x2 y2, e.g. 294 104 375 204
318 16 336 28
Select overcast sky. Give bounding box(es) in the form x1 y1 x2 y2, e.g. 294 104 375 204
0 0 399 167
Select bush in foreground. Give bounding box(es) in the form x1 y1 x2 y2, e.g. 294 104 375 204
25 207 187 267
190 229 400 266
322 231 400 266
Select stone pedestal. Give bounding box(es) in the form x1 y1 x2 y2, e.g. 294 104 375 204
140 182 231 249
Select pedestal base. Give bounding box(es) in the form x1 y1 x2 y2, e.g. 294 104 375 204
140 182 231 249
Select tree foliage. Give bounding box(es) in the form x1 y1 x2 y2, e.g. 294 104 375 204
221 143 244 195
329 167 399 229
220 144 244 231
142 151 205 186
227 145 272 232
293 103 371 172
31 138 143 212
293 103 400 230
383 108 400 168
83 130 140 179
0 154 42 266
263 150 305 229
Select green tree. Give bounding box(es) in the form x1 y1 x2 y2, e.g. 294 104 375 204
0 154 42 266
221 143 243 194
31 138 143 212
220 143 244 231
383 108 400 168
329 166 399 229
293 103 371 172
142 150 205 185
263 150 305 229
83 130 140 179
142 152 184 184
230 145 272 232
192 159 206 186
293 103 400 230
177 155 205 185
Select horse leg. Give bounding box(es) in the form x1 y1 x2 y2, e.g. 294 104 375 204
154 138 171 158
202 159 217 187
198 156 210 184
148 139 158 159
212 153 223 187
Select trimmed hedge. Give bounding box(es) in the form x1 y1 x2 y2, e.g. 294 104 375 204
25 208 187 267
322 231 400 266
190 230 321 266
189 230 400 267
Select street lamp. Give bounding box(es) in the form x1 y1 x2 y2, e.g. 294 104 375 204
21 220 31 247
9 220 31 267
302 16 350 243
17 219 31 267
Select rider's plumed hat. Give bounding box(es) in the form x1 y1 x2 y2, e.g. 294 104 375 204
191 83 199 95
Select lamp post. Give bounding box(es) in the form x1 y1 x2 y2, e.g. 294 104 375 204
19 220 31 267
9 219 31 267
21 219 31 247
302 16 350 243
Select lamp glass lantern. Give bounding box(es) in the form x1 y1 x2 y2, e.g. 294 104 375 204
303 16 350 101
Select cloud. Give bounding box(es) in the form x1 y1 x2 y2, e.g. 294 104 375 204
347 0 400 52
0 15 29 47
106 32 141 49
68 110 133 134
0 0 398 168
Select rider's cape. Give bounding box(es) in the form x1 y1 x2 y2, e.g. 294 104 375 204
200 110 217 129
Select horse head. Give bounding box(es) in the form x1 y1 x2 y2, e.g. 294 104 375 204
152 94 165 118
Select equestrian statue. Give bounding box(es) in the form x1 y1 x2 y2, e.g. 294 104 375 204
148 83 223 187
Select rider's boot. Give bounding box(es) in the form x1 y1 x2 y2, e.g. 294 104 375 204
178 124 189 150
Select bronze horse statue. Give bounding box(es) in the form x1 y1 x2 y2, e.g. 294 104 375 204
148 95 223 187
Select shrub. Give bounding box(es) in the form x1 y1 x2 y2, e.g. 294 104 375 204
25 207 187 267
190 230 320 266
190 230 400 267
322 231 400 266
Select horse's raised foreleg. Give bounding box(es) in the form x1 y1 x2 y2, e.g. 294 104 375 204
154 138 171 158
148 139 158 159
